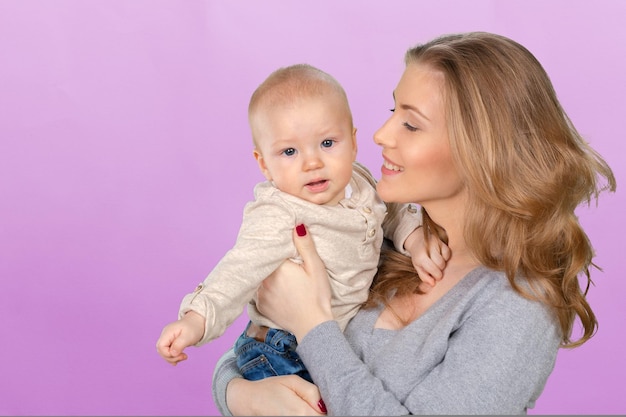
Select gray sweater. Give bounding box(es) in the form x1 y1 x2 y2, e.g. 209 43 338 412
212 266 561 415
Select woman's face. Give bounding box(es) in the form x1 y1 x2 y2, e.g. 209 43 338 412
374 63 465 215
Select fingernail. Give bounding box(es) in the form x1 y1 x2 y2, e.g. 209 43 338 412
296 224 307 237
318 399 327 413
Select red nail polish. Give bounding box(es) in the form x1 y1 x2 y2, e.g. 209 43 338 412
318 399 327 413
296 224 307 237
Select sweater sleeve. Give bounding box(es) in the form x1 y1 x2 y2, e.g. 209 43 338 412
179 196 298 345
296 287 561 415
211 348 238 416
382 201 422 256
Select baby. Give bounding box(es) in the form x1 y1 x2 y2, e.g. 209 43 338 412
156 64 440 382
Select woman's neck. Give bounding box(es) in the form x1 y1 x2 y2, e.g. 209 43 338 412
423 193 477 266
375 216 480 330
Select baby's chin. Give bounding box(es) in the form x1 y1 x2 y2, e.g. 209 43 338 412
300 192 344 206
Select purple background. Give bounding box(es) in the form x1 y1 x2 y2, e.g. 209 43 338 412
1 1 624 415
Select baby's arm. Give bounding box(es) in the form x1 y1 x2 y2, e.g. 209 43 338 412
403 227 451 286
380 200 450 285
177 199 298 346
156 311 205 365
156 193 298 365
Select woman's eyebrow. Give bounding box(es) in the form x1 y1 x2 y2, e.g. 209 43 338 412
392 91 431 121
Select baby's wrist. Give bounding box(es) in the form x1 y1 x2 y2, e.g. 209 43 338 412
183 310 206 340
403 226 422 253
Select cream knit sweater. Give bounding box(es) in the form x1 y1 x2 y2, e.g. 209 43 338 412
178 162 422 346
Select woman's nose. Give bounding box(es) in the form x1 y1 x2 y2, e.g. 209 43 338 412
373 116 393 147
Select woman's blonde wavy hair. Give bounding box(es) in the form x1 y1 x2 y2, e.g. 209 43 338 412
365 32 616 348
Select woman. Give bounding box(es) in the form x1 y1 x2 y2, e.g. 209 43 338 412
212 32 616 415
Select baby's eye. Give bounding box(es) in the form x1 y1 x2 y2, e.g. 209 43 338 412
403 122 418 132
282 148 296 156
321 139 334 148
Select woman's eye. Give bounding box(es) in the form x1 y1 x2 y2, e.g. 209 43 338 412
321 139 334 148
389 108 395 112
403 122 418 132
282 148 296 156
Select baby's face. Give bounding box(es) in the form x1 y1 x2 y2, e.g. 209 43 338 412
252 95 357 206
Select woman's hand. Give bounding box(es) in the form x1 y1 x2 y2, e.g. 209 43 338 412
256 224 334 342
227 375 327 416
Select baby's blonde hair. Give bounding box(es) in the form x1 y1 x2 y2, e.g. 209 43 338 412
248 64 353 145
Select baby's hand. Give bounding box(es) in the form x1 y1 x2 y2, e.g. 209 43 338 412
156 311 205 366
404 227 451 286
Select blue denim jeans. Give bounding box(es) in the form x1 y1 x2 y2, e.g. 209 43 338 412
234 321 312 383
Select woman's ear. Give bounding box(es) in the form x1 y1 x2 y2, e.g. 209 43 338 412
253 149 272 181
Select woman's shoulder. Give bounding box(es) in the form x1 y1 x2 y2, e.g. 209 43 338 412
455 266 558 328
457 267 539 304
467 267 544 298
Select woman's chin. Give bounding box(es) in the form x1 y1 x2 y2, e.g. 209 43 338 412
375 181 391 200
377 182 412 204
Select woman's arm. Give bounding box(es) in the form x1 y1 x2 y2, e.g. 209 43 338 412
212 349 326 416
255 225 334 341
211 349 240 416
296 287 561 415
256 225 562 415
